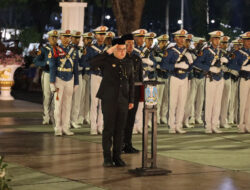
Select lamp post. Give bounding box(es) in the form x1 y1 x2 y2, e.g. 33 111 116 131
180 0 184 29
59 0 88 33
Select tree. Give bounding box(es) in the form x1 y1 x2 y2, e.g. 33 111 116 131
189 0 207 37
111 0 145 35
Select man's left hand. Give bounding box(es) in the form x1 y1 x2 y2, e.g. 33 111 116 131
128 103 134 110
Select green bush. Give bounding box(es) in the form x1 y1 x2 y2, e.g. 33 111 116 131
0 156 12 190
19 27 42 48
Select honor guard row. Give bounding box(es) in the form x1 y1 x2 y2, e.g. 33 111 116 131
34 27 250 138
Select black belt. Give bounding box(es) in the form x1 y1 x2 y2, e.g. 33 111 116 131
78 70 83 75
231 74 239 81
239 71 250 80
193 68 204 78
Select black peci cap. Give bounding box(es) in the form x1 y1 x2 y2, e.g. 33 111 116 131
112 38 125 46
122 34 134 41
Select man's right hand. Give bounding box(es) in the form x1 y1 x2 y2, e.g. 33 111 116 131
106 44 117 55
50 83 56 92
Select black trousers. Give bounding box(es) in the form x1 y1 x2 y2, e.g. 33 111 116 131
123 99 140 145
101 99 128 159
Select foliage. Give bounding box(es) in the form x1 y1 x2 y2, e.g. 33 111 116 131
19 27 42 48
0 156 12 190
189 0 208 37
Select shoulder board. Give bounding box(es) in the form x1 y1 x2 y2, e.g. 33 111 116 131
172 47 180 54
231 53 236 59
239 49 249 57
198 51 203 56
48 51 52 58
134 48 141 53
91 45 102 53
37 49 42 56
221 49 227 54
45 46 51 51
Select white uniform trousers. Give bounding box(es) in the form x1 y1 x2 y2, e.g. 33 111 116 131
70 74 83 124
228 79 239 124
205 78 224 130
220 78 231 126
184 77 205 124
90 74 103 132
239 78 250 131
54 77 74 132
78 74 90 124
157 77 169 124
134 102 143 132
41 71 54 123
169 76 188 130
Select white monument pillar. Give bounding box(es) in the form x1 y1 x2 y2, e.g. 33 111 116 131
59 2 88 33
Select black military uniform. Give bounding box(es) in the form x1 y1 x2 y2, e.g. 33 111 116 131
123 50 143 153
89 49 134 167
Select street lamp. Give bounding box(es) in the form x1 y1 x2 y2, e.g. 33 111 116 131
105 15 111 20
211 19 215 24
177 20 183 25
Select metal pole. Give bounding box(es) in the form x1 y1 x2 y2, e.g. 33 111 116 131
180 0 184 29
165 0 170 34
206 0 209 32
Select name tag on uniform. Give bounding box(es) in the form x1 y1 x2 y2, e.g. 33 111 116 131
145 85 158 106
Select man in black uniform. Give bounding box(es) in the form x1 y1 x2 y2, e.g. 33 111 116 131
122 34 143 153
89 38 134 167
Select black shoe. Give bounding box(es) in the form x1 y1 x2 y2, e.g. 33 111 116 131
103 158 114 167
113 157 126 167
123 145 139 154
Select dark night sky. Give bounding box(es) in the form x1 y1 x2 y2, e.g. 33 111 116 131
0 0 249 39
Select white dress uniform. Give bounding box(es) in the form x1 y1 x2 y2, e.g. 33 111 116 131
82 26 109 135
77 32 94 125
33 30 58 125
132 29 148 133
185 37 207 126
49 29 79 136
161 29 192 134
193 31 226 134
154 34 170 125
219 36 231 129
228 39 242 125
70 31 84 129
227 31 250 133
183 34 205 128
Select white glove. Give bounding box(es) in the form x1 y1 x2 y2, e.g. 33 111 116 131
209 66 221 73
221 65 229 72
144 66 154 72
73 85 79 92
142 58 154 66
50 83 56 92
185 52 193 64
156 64 161 69
220 57 229 64
154 56 162 62
241 65 250 72
175 61 189 69
230 69 239 76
